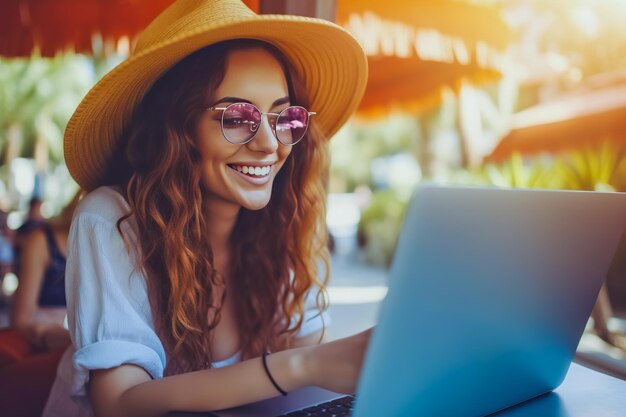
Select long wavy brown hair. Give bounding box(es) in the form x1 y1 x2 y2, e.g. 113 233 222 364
111 39 330 374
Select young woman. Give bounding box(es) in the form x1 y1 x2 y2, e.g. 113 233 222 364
43 1 369 416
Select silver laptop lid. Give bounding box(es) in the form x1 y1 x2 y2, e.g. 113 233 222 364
354 185 626 416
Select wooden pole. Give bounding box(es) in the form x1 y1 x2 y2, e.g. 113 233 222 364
259 0 336 22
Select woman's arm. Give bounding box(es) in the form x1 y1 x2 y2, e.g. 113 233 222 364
11 230 50 344
94 346 310 417
10 229 70 350
292 329 326 347
91 329 371 417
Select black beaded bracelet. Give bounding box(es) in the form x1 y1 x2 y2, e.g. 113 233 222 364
262 352 288 396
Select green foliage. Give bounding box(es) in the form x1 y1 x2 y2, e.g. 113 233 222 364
0 54 126 207
456 142 626 192
453 153 553 189
549 142 625 191
330 115 416 192
358 141 626 266
0 55 95 165
358 189 410 266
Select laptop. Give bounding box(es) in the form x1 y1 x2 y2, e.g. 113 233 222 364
169 184 626 416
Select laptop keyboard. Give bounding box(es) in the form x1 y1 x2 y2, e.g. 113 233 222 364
276 395 355 416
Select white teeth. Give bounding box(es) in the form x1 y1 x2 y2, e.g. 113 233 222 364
233 165 271 176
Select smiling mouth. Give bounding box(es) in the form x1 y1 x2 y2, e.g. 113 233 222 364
227 164 272 178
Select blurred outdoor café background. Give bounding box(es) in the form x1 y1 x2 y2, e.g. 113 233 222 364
1 0 626 396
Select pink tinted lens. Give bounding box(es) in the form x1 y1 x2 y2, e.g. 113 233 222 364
222 103 262 143
276 106 309 144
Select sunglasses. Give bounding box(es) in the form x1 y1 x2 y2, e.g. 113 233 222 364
206 102 316 146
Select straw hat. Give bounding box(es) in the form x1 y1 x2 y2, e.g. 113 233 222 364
64 0 368 191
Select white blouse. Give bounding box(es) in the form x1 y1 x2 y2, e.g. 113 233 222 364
42 186 328 417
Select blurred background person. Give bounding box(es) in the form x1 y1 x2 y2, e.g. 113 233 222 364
17 197 45 234
12 197 46 276
10 191 82 351
0 208 15 305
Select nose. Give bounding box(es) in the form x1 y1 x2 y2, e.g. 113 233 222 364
247 115 278 154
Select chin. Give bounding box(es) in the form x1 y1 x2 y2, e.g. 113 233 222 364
241 201 270 211
238 193 272 211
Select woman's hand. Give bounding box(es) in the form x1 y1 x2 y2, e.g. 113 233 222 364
305 328 373 394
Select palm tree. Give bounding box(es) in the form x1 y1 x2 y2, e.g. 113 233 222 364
0 55 96 204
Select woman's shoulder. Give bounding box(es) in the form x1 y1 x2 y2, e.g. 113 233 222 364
74 186 131 225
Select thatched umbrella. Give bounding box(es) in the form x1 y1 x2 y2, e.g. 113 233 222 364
489 72 626 161
336 0 511 118
0 0 184 57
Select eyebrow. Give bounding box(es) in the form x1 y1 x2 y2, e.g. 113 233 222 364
211 96 290 109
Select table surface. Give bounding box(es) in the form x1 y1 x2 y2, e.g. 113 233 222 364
492 362 626 416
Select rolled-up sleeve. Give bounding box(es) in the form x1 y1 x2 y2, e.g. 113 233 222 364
66 210 165 400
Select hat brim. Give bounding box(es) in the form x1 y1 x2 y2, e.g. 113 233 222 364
64 15 368 191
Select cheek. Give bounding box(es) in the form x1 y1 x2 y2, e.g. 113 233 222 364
199 147 234 192
278 146 293 165
200 138 238 171
197 121 233 161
